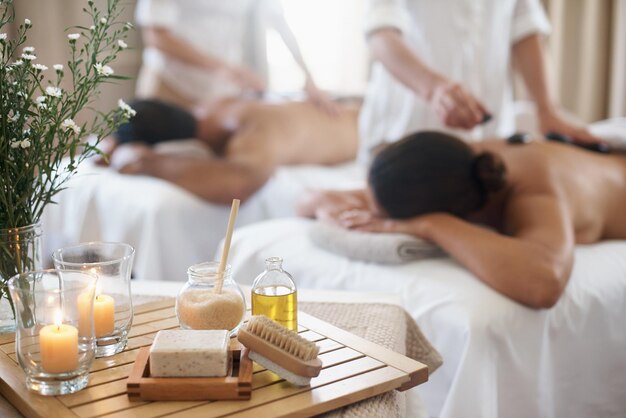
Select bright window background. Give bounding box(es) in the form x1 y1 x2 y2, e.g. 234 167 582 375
267 0 369 96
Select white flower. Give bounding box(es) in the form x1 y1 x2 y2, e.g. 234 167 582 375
23 128 30 136
21 53 36 61
16 91 25 97
90 25 96 31
94 63 114 76
33 63 48 71
8 112 19 123
53 64 64 72
125 22 133 30
67 33 81 41
46 86 63 98
61 118 81 135
100 17 107 24
20 139 31 149
23 46 35 53
10 139 20 149
12 60 23 66
118 99 137 118
0 33 7 41
117 39 127 49
24 18 31 27
35 96 47 109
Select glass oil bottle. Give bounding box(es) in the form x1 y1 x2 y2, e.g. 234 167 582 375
251 257 297 331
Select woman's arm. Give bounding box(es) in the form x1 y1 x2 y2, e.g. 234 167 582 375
296 189 370 225
270 6 339 115
345 192 575 308
142 27 265 91
368 28 488 129
512 34 601 144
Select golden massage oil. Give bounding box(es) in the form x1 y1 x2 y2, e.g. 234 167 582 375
252 285 298 331
251 257 298 331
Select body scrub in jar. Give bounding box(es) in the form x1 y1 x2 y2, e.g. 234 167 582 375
176 262 246 334
251 257 297 331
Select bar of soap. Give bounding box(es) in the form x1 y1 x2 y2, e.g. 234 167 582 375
149 330 229 377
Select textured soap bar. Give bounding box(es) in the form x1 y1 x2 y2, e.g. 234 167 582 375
149 330 229 377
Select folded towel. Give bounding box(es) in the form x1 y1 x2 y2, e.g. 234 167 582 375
309 222 445 264
590 118 626 152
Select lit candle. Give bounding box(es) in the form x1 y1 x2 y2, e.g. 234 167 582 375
39 310 78 373
77 287 115 338
93 294 115 337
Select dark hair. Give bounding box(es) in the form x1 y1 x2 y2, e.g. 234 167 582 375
114 99 197 145
368 131 506 218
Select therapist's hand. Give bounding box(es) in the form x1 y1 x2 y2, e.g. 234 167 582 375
538 109 604 145
224 65 266 93
304 80 341 116
430 80 489 130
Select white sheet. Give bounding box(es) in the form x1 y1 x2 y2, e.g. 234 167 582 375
227 218 626 418
41 161 365 281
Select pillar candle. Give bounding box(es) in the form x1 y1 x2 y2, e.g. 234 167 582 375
78 292 115 337
39 313 78 374
93 294 115 337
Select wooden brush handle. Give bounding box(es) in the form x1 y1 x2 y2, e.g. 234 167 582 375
238 329 322 378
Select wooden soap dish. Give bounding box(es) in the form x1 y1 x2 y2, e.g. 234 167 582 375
127 346 253 401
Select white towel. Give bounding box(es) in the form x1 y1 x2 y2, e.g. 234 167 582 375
590 117 626 152
309 222 445 264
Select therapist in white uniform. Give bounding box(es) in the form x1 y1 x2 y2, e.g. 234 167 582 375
359 0 601 160
134 0 335 112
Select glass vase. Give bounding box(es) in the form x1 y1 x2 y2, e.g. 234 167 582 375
0 223 43 333
52 242 135 357
8 269 97 395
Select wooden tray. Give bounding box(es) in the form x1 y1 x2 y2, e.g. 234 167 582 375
127 346 252 401
0 298 428 418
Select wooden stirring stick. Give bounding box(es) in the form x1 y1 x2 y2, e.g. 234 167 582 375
215 199 240 293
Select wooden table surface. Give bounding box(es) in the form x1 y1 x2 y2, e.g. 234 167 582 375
1 284 413 418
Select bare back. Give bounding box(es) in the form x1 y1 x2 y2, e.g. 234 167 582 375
222 101 359 167
476 140 626 243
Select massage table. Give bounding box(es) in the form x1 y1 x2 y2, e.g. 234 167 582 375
41 158 364 281
226 217 626 418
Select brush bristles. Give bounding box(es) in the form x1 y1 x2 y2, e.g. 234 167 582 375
245 316 319 361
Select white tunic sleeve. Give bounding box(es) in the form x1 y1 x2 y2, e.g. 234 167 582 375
511 0 551 44
135 0 179 29
365 0 412 36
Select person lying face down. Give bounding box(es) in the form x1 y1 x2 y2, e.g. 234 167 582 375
298 131 626 308
100 98 358 204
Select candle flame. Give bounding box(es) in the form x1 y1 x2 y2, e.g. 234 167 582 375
54 309 62 329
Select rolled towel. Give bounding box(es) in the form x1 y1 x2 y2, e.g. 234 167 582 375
589 118 626 152
309 221 445 264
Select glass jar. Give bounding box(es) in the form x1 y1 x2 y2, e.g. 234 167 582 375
8 269 97 396
52 242 135 358
176 261 246 334
251 257 298 331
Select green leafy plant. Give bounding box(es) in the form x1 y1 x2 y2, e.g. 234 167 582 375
0 0 135 315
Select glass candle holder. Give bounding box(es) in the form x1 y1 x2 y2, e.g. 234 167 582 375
176 262 246 335
8 269 97 396
52 242 135 357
